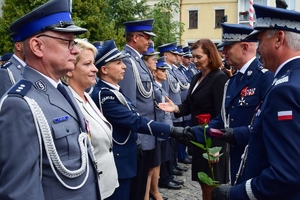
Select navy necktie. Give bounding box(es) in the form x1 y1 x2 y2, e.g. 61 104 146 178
57 83 81 118
57 84 74 105
57 84 87 133
236 72 243 85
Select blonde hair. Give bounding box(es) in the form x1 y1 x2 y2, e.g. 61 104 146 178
75 38 97 65
62 39 98 84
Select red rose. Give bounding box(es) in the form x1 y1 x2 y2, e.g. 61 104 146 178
196 114 211 125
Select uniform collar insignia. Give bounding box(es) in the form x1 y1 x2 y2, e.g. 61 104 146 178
247 70 253 76
274 76 289 86
35 80 46 92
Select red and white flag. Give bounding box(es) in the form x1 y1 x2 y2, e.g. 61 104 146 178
278 111 293 121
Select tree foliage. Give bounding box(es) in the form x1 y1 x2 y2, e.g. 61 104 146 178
0 0 184 54
149 0 184 48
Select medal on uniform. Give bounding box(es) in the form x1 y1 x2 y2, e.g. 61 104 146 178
84 118 91 141
238 87 247 106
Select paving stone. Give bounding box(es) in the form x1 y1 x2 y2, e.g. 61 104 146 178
158 163 203 200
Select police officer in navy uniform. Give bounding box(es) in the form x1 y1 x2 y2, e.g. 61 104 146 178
174 45 192 165
157 42 188 190
0 0 101 199
211 4 300 200
90 39 187 200
152 56 175 198
118 19 157 200
192 23 274 185
179 46 195 82
158 43 186 174
153 56 173 126
0 33 26 97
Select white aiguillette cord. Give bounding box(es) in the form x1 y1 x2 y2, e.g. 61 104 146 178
24 96 90 190
221 79 249 186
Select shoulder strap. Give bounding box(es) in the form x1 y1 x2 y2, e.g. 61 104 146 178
1 61 12 69
7 79 32 96
98 87 131 111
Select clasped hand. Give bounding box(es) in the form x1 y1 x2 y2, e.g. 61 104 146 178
170 126 196 146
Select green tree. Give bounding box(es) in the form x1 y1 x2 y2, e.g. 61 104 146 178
101 0 150 48
149 0 184 48
0 0 178 54
71 0 117 45
0 0 119 54
0 0 45 53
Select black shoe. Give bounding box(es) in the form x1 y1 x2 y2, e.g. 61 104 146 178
172 178 184 185
176 164 188 172
172 168 183 176
178 157 192 164
159 181 181 190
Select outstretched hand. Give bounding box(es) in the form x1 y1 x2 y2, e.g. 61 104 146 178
158 96 178 112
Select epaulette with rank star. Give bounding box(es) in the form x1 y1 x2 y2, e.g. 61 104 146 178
7 79 32 97
1 61 12 69
122 50 132 58
258 65 268 73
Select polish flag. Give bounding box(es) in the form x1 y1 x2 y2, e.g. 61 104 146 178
278 111 293 121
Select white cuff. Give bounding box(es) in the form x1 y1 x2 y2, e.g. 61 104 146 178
245 179 257 200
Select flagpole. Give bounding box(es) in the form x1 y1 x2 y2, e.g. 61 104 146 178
249 0 254 27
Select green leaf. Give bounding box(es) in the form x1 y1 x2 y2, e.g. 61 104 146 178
208 147 222 154
202 153 209 160
190 141 206 150
206 138 212 148
198 172 217 186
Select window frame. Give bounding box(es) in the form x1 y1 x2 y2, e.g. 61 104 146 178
215 9 225 28
189 10 198 29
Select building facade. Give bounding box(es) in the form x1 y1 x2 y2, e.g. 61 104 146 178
147 0 300 46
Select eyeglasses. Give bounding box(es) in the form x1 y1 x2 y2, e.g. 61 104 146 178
37 34 77 50
137 33 151 41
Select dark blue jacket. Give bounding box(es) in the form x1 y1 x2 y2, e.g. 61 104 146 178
207 58 273 184
230 58 300 199
91 80 170 179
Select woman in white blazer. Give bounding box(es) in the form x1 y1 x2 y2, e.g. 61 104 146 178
62 39 118 199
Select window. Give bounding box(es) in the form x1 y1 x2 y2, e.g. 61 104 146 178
215 10 224 28
189 10 198 29
285 0 295 10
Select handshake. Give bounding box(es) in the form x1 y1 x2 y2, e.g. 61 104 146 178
169 126 196 145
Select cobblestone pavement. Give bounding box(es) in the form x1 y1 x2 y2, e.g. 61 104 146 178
159 163 203 200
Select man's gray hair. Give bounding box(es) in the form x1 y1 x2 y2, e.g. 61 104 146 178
266 29 300 51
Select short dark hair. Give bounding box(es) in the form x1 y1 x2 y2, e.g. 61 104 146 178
125 32 134 42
